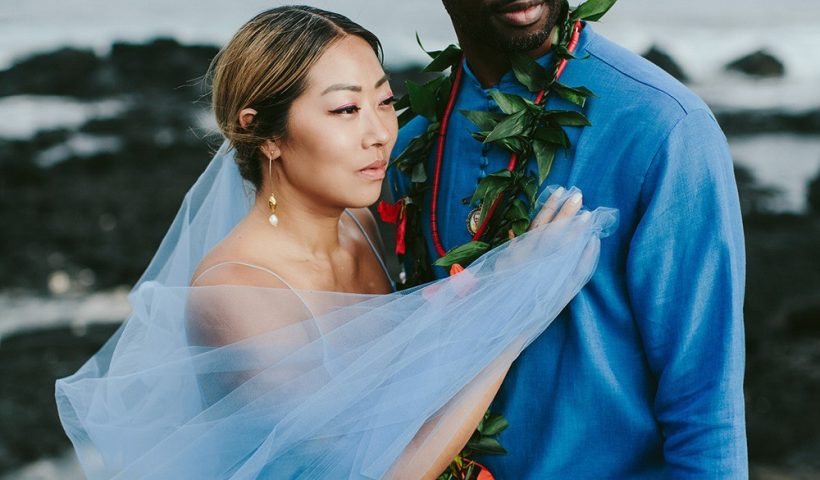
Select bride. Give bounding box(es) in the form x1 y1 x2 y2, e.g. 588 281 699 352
56 6 616 479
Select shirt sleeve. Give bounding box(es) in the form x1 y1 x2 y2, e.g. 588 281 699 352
626 108 748 478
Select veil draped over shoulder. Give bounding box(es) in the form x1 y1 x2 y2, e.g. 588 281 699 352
56 141 618 479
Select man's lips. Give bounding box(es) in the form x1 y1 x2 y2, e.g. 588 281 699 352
493 1 546 27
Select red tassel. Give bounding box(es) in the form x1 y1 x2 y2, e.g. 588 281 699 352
377 199 407 256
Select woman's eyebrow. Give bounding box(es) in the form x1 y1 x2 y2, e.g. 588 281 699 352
321 74 390 95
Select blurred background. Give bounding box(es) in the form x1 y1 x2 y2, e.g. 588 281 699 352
1 0 819 478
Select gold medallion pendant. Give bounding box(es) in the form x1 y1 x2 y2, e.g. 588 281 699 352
466 206 482 236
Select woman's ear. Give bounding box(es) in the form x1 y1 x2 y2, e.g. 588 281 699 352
262 139 281 161
238 108 258 130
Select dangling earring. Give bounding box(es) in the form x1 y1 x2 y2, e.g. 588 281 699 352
267 151 279 227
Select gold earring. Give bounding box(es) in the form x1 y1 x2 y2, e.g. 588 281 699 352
267 151 279 227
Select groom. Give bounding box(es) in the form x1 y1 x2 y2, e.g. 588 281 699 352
389 0 747 478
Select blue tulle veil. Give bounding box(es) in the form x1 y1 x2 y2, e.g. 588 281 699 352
56 141 618 479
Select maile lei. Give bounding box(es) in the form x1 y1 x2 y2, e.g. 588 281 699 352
379 1 617 478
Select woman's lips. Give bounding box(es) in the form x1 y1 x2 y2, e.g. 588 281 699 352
358 160 386 180
495 1 546 27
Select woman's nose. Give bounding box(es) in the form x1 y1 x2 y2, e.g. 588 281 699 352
363 109 393 148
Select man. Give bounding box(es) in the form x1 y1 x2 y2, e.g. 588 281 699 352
389 0 747 477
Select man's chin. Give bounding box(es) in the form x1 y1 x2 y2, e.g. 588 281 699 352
493 28 551 53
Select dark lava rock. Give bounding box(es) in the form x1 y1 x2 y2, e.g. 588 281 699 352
809 169 820 216
726 50 785 78
716 108 820 136
642 45 688 83
0 38 219 100
734 164 781 216
109 38 219 96
786 302 820 336
0 323 120 474
0 48 103 98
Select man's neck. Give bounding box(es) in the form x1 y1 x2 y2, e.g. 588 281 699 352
459 37 553 89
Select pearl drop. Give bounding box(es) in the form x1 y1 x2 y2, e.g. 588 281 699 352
268 214 279 227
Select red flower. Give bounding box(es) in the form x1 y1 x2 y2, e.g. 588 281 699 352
377 199 407 256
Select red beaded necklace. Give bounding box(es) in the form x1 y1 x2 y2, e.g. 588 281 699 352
430 21 583 258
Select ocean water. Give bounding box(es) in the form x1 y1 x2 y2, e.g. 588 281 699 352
2 0 820 78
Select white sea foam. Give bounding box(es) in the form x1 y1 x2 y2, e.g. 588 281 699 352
0 95 127 140
0 450 84 480
730 134 820 212
0 289 129 344
1 0 819 80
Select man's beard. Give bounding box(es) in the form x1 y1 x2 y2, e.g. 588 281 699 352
500 28 553 53
447 0 562 54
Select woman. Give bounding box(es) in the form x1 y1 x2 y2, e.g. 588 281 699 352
56 6 616 479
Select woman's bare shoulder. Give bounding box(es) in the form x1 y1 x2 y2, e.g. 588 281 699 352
190 234 289 289
347 207 386 255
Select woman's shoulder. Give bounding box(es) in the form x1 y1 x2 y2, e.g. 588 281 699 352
190 232 290 289
346 207 385 256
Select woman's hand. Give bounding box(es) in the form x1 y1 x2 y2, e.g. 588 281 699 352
529 187 583 231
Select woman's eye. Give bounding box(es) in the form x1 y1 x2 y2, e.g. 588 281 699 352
380 95 396 106
332 105 360 115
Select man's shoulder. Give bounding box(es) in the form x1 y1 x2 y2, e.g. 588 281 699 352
580 28 711 122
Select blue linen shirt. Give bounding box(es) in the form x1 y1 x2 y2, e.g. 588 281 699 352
389 25 747 478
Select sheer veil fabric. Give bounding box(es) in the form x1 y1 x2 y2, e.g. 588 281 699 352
56 141 618 479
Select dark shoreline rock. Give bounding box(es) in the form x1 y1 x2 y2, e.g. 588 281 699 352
716 108 820 136
642 45 688 83
0 323 120 474
0 39 218 100
726 50 786 78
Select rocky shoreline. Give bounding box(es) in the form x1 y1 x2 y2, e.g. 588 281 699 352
1 39 819 478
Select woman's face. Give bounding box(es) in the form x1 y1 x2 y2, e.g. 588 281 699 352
273 35 398 211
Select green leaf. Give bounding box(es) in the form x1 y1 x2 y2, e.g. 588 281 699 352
532 126 570 147
434 241 490 267
471 130 489 142
552 82 595 107
464 463 478 479
570 0 618 22
391 128 434 166
478 414 509 436
485 110 529 143
510 53 551 93
411 162 427 183
460 110 505 131
423 44 462 72
489 90 528 115
406 80 439 122
466 436 508 455
508 198 530 222
522 172 538 206
495 136 528 155
471 170 512 205
543 110 592 127
511 218 529 236
533 140 557 183
394 93 410 111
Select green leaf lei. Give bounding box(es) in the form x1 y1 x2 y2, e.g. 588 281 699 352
389 1 618 477
390 0 617 292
